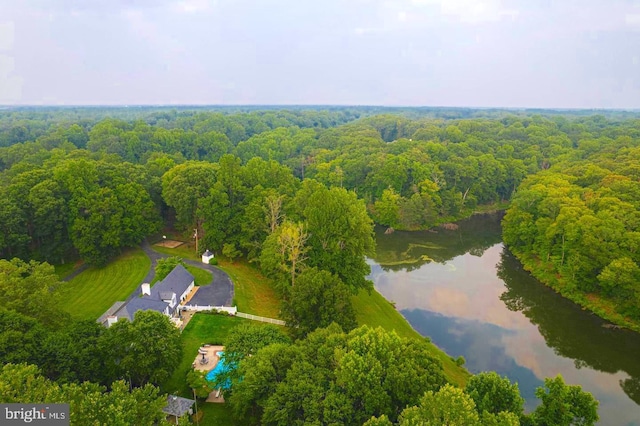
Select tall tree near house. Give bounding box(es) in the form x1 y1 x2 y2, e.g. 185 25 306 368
281 267 357 337
161 161 218 235
278 221 308 288
260 220 308 290
265 193 285 234
293 181 375 291
100 310 181 388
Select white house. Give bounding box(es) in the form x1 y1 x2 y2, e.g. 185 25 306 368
98 264 195 327
201 249 214 264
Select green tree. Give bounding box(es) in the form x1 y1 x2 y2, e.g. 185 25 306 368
187 369 214 399
282 267 357 337
293 181 375 291
465 371 524 418
217 323 291 395
155 256 186 281
101 310 181 387
531 375 599 426
0 259 67 327
397 384 480 426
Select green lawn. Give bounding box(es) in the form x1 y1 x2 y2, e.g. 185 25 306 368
58 248 150 320
54 262 79 279
197 403 240 426
185 265 213 286
218 259 281 318
153 243 200 261
161 314 256 397
352 288 470 387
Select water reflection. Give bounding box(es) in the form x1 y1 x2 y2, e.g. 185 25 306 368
370 214 640 425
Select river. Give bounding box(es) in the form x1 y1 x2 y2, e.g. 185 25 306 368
369 213 640 425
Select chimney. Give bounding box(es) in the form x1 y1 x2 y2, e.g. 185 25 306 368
141 283 151 296
107 316 118 327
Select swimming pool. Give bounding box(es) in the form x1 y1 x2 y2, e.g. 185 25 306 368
205 351 230 389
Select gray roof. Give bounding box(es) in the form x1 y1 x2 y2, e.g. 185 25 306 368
163 395 195 417
159 291 175 301
114 297 169 321
203 249 213 256
97 301 126 325
151 264 194 301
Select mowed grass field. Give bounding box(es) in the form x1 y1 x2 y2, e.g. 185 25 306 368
217 259 281 318
58 248 150 320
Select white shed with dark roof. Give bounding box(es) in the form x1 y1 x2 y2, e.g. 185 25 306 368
201 249 214 264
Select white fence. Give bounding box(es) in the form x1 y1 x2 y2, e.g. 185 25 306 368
180 305 285 325
181 305 238 315
236 312 286 325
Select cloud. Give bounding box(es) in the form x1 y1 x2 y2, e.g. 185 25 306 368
174 0 213 13
0 54 23 103
411 0 519 23
626 13 640 27
0 22 15 50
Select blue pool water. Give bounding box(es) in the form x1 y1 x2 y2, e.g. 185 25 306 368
205 351 230 389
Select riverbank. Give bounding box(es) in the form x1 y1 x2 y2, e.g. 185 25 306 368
510 248 640 333
352 287 470 386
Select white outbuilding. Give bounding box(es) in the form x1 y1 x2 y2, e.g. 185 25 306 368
201 249 214 264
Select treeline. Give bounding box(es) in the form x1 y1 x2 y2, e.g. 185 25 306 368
0 151 161 265
503 142 640 327
211 323 598 426
4 110 639 263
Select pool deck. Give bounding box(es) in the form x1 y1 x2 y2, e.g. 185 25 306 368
192 345 224 372
192 345 226 403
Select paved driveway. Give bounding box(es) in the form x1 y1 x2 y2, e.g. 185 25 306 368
183 259 233 306
140 240 234 306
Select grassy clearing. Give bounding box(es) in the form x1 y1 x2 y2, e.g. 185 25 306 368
54 262 79 279
217 259 281 318
152 243 200 261
185 265 213 286
352 288 470 387
58 248 150 320
197 404 240 426
161 314 258 398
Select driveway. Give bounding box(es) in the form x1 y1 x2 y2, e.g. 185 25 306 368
139 240 234 306
183 258 234 306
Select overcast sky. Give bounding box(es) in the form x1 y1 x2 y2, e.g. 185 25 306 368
1 0 639 108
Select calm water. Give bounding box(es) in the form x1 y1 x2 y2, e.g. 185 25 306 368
369 213 640 426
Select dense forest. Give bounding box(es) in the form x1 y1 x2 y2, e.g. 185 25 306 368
2 106 640 424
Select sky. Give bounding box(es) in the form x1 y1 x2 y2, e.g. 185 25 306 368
0 0 639 108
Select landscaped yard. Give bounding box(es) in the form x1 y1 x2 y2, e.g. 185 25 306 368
151 240 281 318
162 313 276 426
352 288 470 387
217 259 281 318
185 265 212 286
58 248 150 320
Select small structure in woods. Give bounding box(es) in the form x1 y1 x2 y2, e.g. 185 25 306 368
201 249 214 264
163 395 195 424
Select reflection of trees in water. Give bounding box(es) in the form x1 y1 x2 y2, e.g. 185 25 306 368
621 378 640 405
373 212 504 271
498 248 640 405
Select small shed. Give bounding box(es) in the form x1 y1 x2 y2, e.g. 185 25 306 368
201 249 214 264
163 395 195 424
